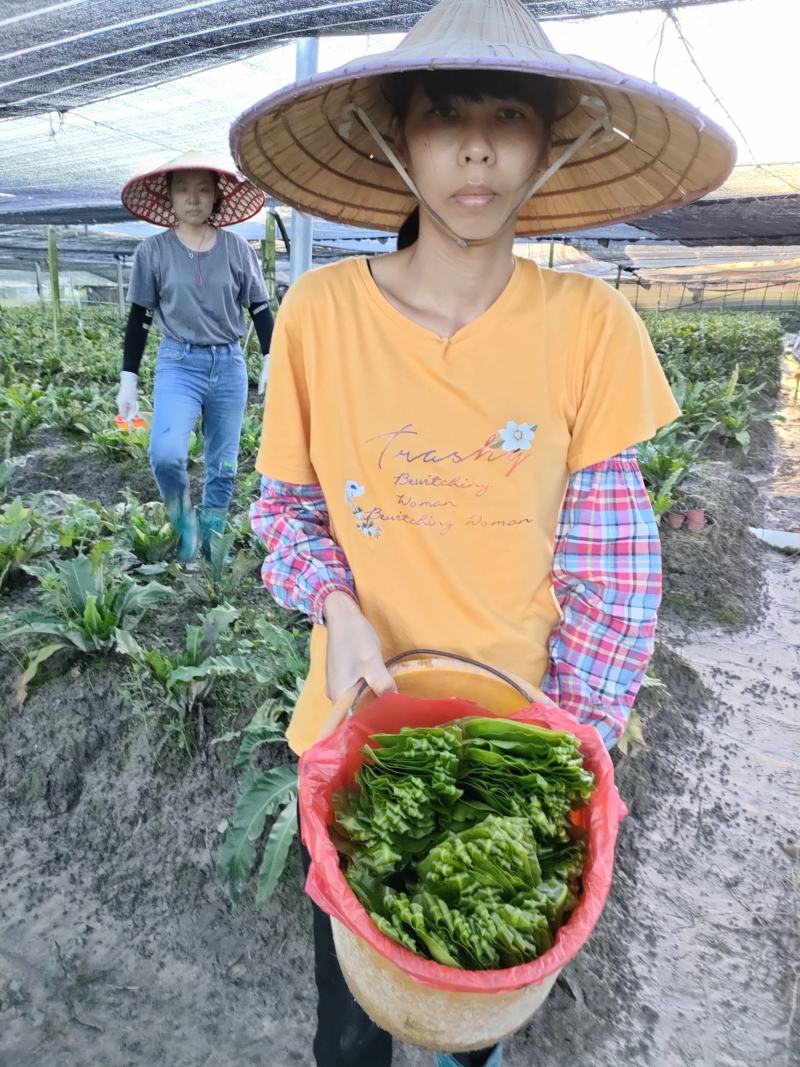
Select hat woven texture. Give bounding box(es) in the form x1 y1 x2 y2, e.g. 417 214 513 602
230 0 736 236
122 150 265 228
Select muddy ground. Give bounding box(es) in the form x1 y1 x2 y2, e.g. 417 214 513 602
1 374 798 1066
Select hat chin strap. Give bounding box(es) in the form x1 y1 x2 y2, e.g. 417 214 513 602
349 96 614 249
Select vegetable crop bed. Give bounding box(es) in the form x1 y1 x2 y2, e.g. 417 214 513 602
0 305 795 1067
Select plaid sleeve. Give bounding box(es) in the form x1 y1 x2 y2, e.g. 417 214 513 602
541 449 661 749
249 476 356 625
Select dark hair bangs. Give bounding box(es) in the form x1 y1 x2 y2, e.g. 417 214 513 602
382 69 560 128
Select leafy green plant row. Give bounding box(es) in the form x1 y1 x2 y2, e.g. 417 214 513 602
634 313 784 516
641 311 783 396
0 528 307 899
0 304 264 394
1 491 177 589
0 378 265 472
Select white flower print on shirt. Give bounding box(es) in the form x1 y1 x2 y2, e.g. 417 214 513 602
345 480 365 504
345 478 381 538
496 420 538 453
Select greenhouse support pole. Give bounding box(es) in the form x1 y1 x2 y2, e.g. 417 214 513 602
34 261 43 302
262 211 277 312
47 226 61 341
289 37 318 284
614 266 622 290
116 257 125 317
548 241 555 268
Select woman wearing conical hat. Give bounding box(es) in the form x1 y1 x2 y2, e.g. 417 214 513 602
116 151 273 562
235 0 734 1063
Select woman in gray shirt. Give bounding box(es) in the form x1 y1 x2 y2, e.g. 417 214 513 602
117 151 273 562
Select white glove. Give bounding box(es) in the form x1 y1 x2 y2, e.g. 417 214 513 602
258 353 271 396
116 371 139 421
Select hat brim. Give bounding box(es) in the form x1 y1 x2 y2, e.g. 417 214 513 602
230 48 736 237
121 161 265 228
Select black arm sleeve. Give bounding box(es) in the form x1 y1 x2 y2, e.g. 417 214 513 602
122 303 154 374
249 301 275 355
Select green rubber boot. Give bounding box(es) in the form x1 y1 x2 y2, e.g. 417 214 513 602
196 505 228 561
164 489 199 563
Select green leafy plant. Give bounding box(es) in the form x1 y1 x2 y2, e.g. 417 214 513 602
0 458 21 500
0 306 151 393
128 511 177 563
228 507 261 551
113 491 177 563
0 497 53 590
338 719 593 969
637 431 697 518
6 544 172 701
647 469 688 520
0 381 53 450
642 311 783 395
87 420 151 462
47 384 107 435
89 421 201 466
778 308 800 334
187 428 204 466
668 365 772 452
237 406 263 464
234 467 262 514
134 605 271 752
217 702 298 905
251 617 310 720
213 703 288 767
50 496 116 554
182 527 261 605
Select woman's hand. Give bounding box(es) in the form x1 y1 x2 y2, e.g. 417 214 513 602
323 591 397 706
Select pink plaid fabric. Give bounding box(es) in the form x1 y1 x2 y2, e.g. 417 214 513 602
249 478 356 624
540 449 661 746
250 449 661 747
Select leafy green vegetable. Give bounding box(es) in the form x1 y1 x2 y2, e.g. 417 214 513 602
334 725 462 877
334 718 594 970
348 816 559 969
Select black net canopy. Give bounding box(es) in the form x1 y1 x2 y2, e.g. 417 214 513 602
0 0 728 117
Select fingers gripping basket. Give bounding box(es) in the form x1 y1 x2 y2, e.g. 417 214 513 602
298 651 627 1052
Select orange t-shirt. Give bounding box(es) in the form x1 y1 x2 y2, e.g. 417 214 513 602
257 256 679 755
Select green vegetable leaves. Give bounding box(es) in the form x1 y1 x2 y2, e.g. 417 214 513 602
334 724 463 877
217 763 297 905
334 718 595 970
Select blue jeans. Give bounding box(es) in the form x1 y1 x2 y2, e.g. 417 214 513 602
148 337 248 509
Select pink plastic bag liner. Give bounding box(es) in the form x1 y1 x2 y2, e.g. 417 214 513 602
298 693 628 994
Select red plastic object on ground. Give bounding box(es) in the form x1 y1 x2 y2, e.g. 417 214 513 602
299 693 628 994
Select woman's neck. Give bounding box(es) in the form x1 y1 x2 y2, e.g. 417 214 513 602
371 218 517 339
174 221 216 251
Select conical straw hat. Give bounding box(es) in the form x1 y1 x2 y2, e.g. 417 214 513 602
230 0 736 236
121 150 265 228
